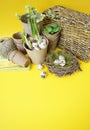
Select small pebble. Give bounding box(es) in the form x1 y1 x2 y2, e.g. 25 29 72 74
40 71 47 78
37 64 43 70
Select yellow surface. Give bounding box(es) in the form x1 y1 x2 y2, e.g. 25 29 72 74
0 0 90 130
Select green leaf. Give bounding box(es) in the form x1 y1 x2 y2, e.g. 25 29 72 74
21 32 32 49
46 26 52 33
46 9 55 19
43 30 49 34
50 31 54 34
50 23 58 28
53 27 60 33
43 26 52 34
59 26 63 31
43 22 63 34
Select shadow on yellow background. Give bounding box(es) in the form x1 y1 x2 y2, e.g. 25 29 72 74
0 0 90 130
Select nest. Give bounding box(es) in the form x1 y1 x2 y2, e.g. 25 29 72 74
43 5 90 62
46 50 81 76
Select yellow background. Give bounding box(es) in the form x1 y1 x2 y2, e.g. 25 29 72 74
0 0 90 130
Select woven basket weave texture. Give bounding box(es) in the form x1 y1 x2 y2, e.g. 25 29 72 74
43 5 90 62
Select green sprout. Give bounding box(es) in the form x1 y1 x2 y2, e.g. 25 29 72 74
22 32 32 49
15 13 21 20
43 22 63 35
25 5 41 41
45 9 55 19
16 5 46 42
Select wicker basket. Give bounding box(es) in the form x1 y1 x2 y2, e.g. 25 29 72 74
43 5 90 62
46 50 81 77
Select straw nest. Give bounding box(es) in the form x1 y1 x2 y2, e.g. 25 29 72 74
43 5 90 62
45 50 81 76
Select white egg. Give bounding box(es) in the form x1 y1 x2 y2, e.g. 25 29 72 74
39 39 47 49
59 59 66 66
54 59 59 65
40 71 47 78
37 64 43 70
32 42 38 48
59 55 65 61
